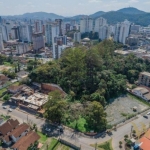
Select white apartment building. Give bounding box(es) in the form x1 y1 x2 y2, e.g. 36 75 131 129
119 20 131 44
19 25 32 42
94 17 107 33
99 26 107 40
0 33 4 50
80 17 93 33
45 23 59 45
114 23 121 42
74 32 81 42
0 25 9 42
34 20 43 33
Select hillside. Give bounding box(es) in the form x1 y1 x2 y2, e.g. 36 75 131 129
117 7 146 14
2 7 150 26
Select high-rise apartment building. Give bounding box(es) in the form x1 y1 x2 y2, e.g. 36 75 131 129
45 22 59 45
34 20 42 33
80 17 93 33
94 17 107 33
74 32 81 42
0 33 4 51
32 33 45 52
119 20 131 44
114 23 121 42
99 26 109 40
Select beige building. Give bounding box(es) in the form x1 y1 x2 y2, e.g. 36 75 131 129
138 72 150 87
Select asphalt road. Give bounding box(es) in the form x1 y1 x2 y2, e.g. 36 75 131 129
0 102 150 150
0 103 45 129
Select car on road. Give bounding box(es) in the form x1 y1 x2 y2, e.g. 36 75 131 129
9 109 12 112
147 112 150 115
3 106 7 109
143 115 148 119
45 128 51 132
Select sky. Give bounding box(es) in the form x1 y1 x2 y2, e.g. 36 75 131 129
0 0 150 16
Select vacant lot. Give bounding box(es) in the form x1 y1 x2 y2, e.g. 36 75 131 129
106 95 149 125
0 65 12 72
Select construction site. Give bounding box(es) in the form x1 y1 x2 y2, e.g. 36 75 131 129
11 85 48 111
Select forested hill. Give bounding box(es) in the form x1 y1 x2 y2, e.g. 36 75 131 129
29 40 150 104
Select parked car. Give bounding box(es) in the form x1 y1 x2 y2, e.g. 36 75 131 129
143 115 148 119
3 106 7 109
147 112 150 115
45 128 51 132
9 109 12 112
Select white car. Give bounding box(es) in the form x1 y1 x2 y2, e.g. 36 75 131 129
45 128 51 132
147 112 150 115
9 109 12 112
3 106 7 109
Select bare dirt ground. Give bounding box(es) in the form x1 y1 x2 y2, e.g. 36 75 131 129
0 65 12 72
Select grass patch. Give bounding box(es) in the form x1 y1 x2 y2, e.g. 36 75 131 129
48 138 70 150
1 114 10 120
37 131 48 144
91 139 113 150
128 93 150 107
48 138 58 150
0 88 7 98
66 116 88 132
121 113 135 119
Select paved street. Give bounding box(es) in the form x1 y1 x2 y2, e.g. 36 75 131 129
0 102 150 150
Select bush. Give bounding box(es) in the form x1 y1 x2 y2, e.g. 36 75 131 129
3 94 10 101
119 141 122 145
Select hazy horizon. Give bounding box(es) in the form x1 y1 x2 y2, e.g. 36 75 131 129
0 0 149 16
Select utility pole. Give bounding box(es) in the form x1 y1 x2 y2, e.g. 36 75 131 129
95 142 97 150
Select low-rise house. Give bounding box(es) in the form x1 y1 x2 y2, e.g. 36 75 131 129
10 123 29 143
11 131 40 150
0 74 9 89
7 85 24 94
0 119 19 146
132 87 150 101
16 71 29 80
139 129 150 150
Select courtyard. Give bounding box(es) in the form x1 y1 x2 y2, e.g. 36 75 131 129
106 95 149 125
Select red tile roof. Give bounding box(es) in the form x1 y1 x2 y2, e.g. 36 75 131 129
140 129 150 150
0 119 19 135
11 131 40 150
10 123 29 138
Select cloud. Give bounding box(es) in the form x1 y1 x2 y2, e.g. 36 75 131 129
128 0 139 3
89 0 102 3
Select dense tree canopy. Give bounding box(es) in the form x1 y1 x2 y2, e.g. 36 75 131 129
30 40 150 132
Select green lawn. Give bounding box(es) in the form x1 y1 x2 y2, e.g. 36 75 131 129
91 139 113 150
48 138 70 150
0 88 7 98
48 138 58 150
3 62 14 67
1 114 10 120
37 131 48 144
66 116 88 132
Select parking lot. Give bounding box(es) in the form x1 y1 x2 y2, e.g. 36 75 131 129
42 123 64 137
106 95 149 125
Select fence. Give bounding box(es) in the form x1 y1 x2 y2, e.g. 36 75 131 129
59 139 81 150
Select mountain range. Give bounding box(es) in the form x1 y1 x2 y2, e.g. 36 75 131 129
2 7 150 26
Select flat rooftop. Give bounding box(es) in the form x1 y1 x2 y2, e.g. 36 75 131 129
141 72 150 77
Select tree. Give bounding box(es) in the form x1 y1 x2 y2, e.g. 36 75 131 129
44 91 67 124
85 101 107 132
3 94 10 101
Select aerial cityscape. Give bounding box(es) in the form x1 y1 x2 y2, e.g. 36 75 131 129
0 0 150 150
